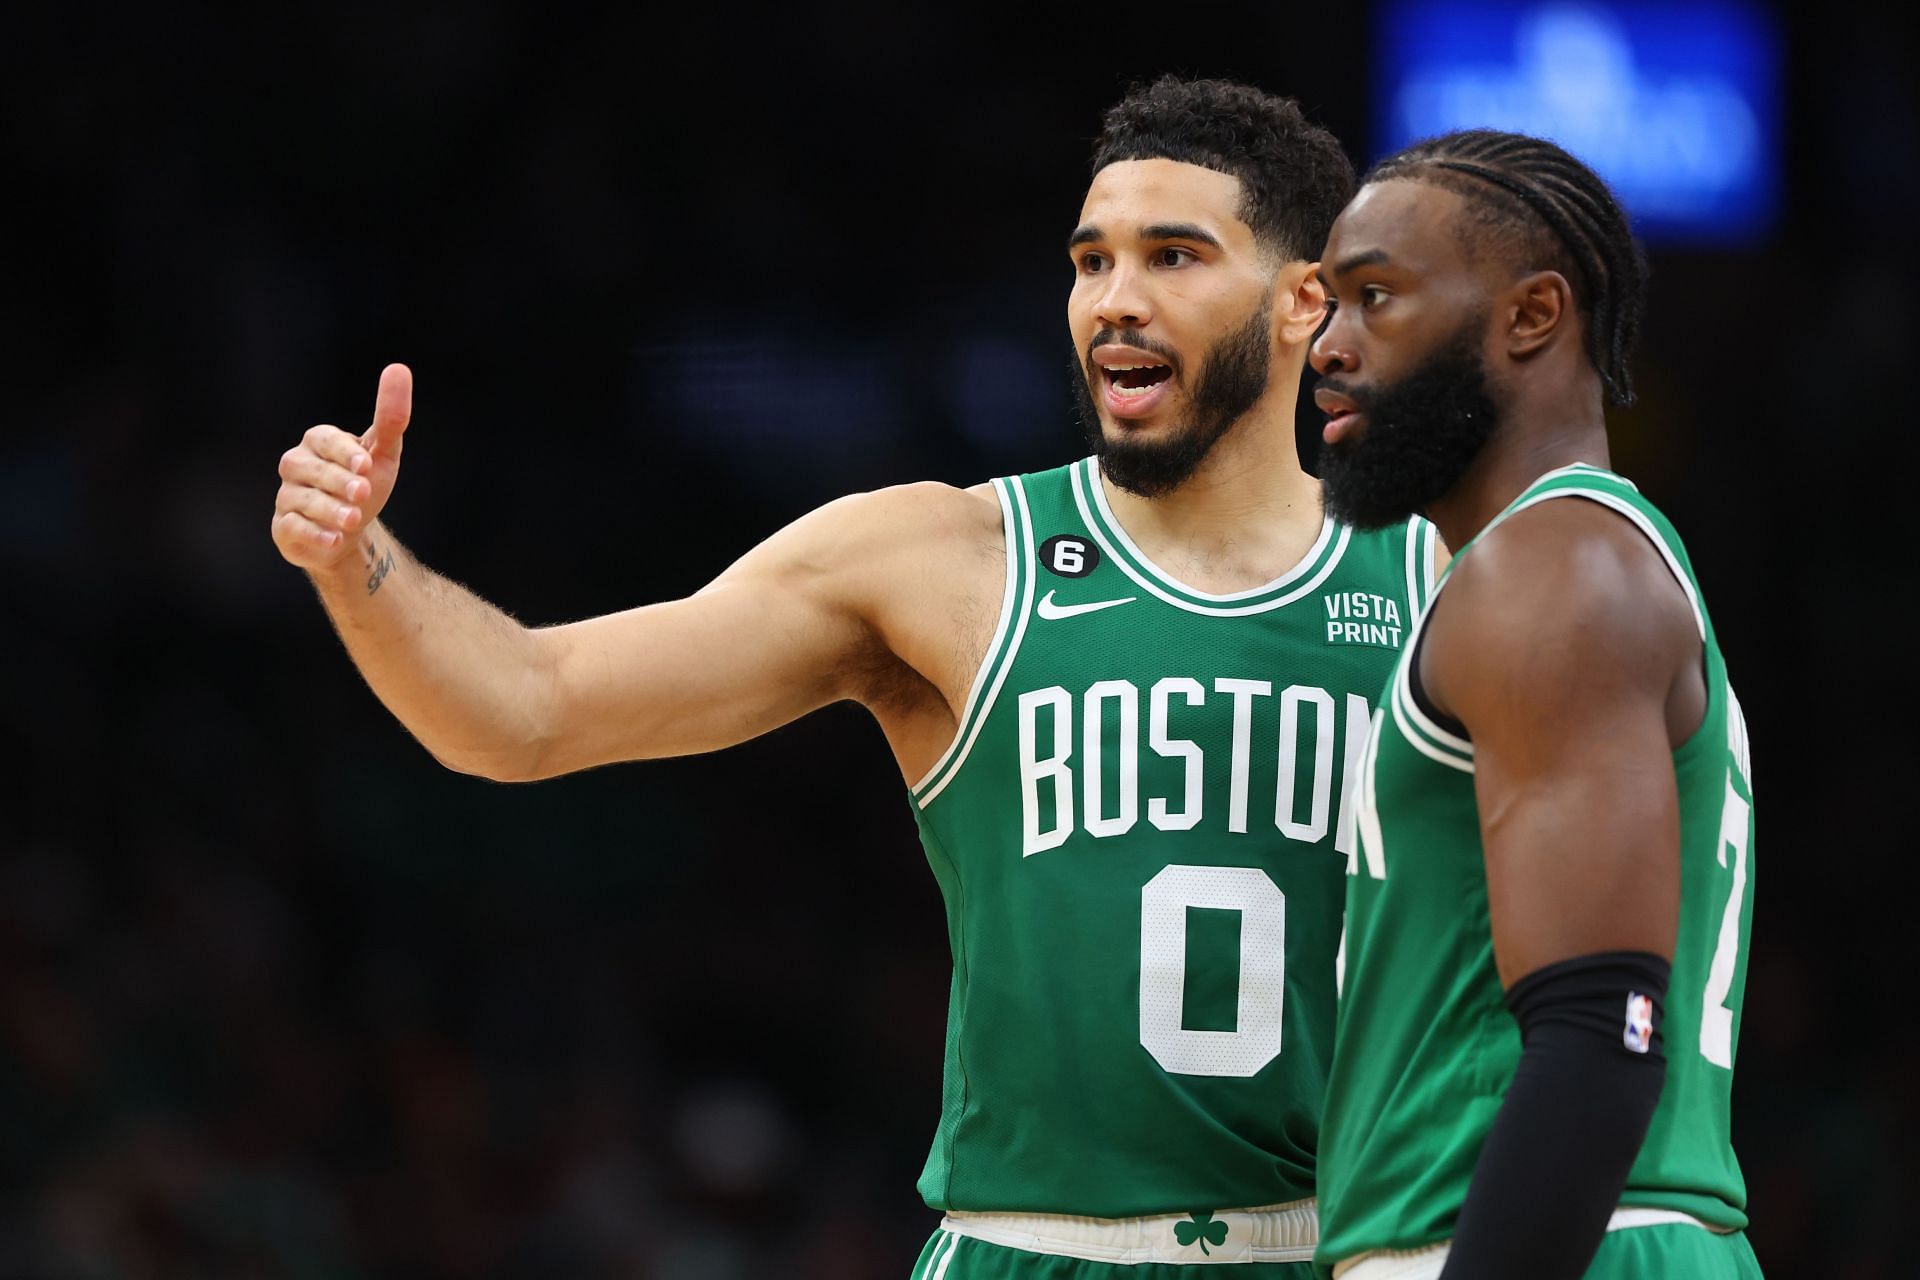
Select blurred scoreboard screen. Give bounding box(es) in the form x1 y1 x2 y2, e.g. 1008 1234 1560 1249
1373 1 1782 245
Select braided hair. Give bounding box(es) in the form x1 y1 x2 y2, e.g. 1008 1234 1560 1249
1365 130 1648 406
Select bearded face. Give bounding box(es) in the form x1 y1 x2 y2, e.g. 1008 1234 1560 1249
1317 313 1502 530
1074 297 1274 498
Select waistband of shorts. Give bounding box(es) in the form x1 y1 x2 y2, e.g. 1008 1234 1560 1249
1328 1206 1735 1278
938 1198 1317 1265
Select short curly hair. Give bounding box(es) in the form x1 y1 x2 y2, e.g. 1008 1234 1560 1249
1091 75 1356 265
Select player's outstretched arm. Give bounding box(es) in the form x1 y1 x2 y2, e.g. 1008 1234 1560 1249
515 479 987 779
272 365 990 782
1421 498 1704 1280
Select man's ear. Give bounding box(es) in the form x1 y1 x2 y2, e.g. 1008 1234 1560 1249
1276 261 1328 348
1507 270 1574 359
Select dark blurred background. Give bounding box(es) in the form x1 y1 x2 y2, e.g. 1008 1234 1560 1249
1 2 1912 1276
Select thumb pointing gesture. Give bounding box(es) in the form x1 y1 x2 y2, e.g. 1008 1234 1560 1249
354 361 413 528
271 362 416 572
364 362 413 460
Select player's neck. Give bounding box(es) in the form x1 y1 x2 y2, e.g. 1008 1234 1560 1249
1426 393 1611 551
1099 405 1324 595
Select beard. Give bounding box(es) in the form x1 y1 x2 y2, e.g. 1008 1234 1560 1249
1317 318 1501 530
1072 299 1272 498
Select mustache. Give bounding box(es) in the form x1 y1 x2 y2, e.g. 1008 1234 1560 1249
1086 327 1183 379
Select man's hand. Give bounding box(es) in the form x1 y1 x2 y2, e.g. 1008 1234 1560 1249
264 362 997 782
272 363 413 571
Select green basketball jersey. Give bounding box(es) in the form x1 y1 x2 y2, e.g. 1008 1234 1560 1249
909 456 1438 1218
1316 464 1754 1268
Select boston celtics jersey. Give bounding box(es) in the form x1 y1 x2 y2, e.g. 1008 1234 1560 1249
909 456 1438 1219
1316 463 1754 1267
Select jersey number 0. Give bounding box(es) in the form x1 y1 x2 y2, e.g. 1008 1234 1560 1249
1139 865 1286 1078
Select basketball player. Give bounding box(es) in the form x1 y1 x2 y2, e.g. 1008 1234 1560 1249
1305 131 1760 1279
272 79 1439 1278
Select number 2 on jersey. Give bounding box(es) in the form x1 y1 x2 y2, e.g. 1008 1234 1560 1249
1139 865 1286 1078
1700 689 1754 1070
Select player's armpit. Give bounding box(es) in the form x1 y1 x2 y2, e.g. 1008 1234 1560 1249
1421 497 1703 987
518 482 998 780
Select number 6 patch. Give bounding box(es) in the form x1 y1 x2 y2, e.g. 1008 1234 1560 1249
1039 534 1099 579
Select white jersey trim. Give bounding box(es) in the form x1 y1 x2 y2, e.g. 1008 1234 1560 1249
1421 520 1439 602
1393 661 1473 759
940 1197 1318 1266
914 476 1038 809
1391 675 1475 775
1084 457 1337 602
1385 579 1475 773
1403 518 1439 625
1071 461 1353 618
909 478 1019 795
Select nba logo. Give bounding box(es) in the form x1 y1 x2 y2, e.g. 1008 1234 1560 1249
1623 993 1655 1054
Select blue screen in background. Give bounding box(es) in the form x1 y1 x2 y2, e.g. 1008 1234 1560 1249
1373 1 1782 245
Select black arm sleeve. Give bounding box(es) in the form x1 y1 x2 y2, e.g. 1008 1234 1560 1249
1436 951 1671 1280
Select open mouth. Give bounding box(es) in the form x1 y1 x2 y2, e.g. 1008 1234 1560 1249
1103 363 1174 399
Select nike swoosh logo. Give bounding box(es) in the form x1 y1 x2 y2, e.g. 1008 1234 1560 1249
1037 590 1137 620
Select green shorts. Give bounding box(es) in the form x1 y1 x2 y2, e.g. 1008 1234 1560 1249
1326 1222 1762 1279
1584 1223 1763 1279
911 1228 1317 1279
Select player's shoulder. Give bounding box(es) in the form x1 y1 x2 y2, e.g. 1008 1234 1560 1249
807 480 1002 553
750 482 1001 599
1455 495 1680 616
1436 495 1696 686
842 479 1001 525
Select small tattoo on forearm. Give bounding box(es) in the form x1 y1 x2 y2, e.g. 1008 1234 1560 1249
366 545 397 596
